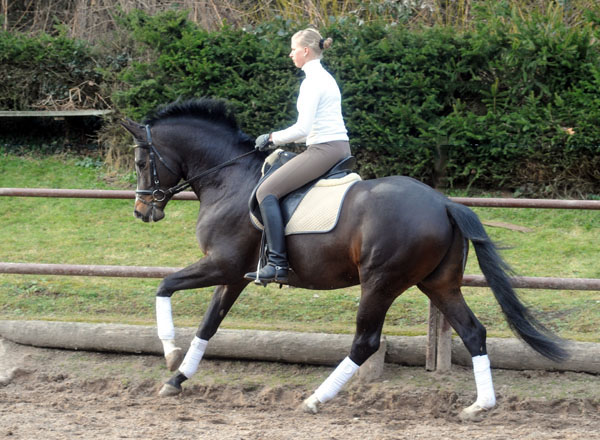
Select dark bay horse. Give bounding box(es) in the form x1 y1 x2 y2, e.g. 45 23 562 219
121 98 567 420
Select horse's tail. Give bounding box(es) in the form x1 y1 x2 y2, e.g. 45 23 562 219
446 201 569 362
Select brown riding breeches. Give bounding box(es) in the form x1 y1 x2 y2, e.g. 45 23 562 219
256 141 351 203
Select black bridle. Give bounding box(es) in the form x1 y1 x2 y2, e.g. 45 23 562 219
134 125 179 204
134 124 257 203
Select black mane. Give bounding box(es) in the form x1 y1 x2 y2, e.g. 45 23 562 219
144 97 254 147
144 98 241 132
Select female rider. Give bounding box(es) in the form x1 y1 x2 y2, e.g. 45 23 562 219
244 28 351 284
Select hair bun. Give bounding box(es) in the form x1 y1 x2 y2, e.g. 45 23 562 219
322 37 333 50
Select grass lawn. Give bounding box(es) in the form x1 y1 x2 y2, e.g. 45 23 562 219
0 152 598 342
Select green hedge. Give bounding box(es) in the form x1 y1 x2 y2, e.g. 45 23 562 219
113 7 599 193
0 28 105 111
113 11 299 133
2 4 599 194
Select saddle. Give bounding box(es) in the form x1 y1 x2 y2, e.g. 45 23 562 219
248 149 359 233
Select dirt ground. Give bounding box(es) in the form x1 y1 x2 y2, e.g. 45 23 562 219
1 336 599 440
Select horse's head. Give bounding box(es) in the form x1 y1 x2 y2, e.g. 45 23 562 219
121 118 181 223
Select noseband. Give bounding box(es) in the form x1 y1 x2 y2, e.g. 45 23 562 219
134 124 258 204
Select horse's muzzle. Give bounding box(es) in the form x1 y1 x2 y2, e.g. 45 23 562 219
134 198 165 222
134 207 165 222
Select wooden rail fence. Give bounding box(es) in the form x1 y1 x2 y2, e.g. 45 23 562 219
1 188 599 371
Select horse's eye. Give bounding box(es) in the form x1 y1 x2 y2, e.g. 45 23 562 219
136 160 147 169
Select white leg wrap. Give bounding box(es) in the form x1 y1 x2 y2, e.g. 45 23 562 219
472 355 496 409
314 357 360 403
178 336 208 379
156 296 175 341
161 339 178 357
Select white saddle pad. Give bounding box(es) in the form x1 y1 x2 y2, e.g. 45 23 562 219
251 173 361 236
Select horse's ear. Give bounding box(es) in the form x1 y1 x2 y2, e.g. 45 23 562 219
120 118 145 140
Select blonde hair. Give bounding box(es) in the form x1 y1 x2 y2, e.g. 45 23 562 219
292 28 333 58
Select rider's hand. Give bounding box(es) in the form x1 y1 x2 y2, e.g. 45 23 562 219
255 133 273 151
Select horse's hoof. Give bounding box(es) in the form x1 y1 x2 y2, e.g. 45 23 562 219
165 348 183 372
459 403 490 422
0 367 28 386
158 382 182 397
301 394 320 414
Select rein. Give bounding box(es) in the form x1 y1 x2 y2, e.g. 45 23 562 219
135 124 257 202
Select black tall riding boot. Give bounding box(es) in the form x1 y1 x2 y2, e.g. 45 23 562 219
244 195 289 284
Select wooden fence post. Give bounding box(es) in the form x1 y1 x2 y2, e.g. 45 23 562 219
436 310 452 372
426 302 452 372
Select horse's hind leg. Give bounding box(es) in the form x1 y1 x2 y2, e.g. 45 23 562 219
302 286 397 414
418 273 496 420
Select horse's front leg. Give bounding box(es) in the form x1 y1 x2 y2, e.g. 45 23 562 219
153 255 248 367
158 280 248 397
155 262 221 371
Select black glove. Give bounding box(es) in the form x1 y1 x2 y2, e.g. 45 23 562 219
255 133 273 151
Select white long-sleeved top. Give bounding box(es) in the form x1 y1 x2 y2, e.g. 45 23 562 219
271 59 349 146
